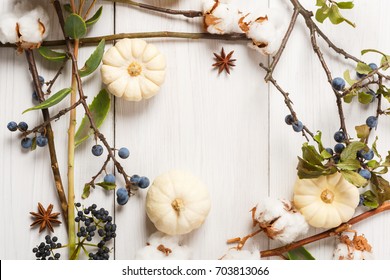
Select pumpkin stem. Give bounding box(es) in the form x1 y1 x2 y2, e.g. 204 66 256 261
127 61 142 76
171 198 184 213
320 189 334 204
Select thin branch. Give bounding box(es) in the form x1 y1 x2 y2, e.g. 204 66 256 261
264 8 300 82
106 0 203 18
0 32 248 48
23 98 85 136
260 201 390 258
24 49 68 225
46 57 69 94
84 0 97 19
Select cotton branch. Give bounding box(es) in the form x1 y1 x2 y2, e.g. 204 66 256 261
260 201 390 258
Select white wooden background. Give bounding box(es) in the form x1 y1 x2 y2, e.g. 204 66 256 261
1 0 389 260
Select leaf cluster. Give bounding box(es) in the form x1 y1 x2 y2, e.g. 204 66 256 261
315 0 355 27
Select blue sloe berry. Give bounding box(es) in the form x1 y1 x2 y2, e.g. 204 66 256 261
334 143 345 154
138 177 150 189
36 135 48 147
359 169 371 180
292 121 303 132
284 114 294 125
366 116 378 128
18 122 28 132
7 121 18 132
369 63 378 70
130 175 141 185
325 148 333 156
21 138 33 149
104 174 116 184
334 131 346 143
92 144 103 156
118 147 130 159
331 77 346 91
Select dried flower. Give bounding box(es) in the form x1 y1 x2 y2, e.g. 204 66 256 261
254 198 309 244
212 48 236 74
220 249 259 260
0 1 49 50
333 232 374 260
30 203 61 233
135 231 192 260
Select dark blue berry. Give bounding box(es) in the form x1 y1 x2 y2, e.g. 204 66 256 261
92 144 103 156
75 202 81 207
363 150 374 161
334 143 345 154
138 177 150 189
369 63 378 70
332 77 346 91
368 89 376 103
54 253 60 259
117 195 129 206
359 169 371 180
21 138 33 149
334 131 346 143
366 116 378 128
118 147 130 159
32 91 39 101
130 175 141 185
104 174 116 184
356 71 366 79
38 76 45 85
284 114 294 125
359 195 365 206
116 187 128 199
325 148 333 156
36 135 48 147
333 154 340 164
292 121 303 132
7 121 18 132
18 122 28 131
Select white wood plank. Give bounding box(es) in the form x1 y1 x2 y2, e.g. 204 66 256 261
114 0 270 259
269 0 390 259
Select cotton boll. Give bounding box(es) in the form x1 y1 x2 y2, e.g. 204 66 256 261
333 243 374 260
203 0 241 34
254 198 309 245
18 7 49 44
135 231 192 260
220 249 259 260
0 14 19 44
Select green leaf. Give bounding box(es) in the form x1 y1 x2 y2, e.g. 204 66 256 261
86 6 103 27
64 13 87 39
313 131 324 152
82 184 91 199
356 62 373 75
371 174 390 204
328 5 344 24
340 141 366 161
336 2 354 9
358 91 374 104
315 5 330 23
362 190 379 209
382 151 390 167
38 47 67 62
355 124 370 142
343 91 357 103
321 149 333 159
297 157 336 179
287 247 315 260
316 0 326 7
96 182 116 191
23 88 72 113
79 39 105 77
367 160 380 169
378 86 390 103
380 55 390 70
302 143 324 166
75 89 111 147
372 136 382 161
343 70 357 86
31 137 37 151
337 159 361 171
341 170 368 187
64 4 73 13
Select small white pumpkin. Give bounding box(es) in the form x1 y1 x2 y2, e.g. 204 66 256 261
293 172 360 229
146 170 211 235
101 38 166 101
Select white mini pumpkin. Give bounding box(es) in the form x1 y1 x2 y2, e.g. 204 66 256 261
293 172 360 229
146 170 211 235
101 38 166 101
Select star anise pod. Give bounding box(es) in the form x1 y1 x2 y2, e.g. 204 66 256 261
212 47 236 74
30 202 61 233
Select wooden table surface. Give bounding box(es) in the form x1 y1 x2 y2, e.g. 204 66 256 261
1 0 389 260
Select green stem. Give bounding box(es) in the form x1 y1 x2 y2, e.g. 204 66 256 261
67 39 80 258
